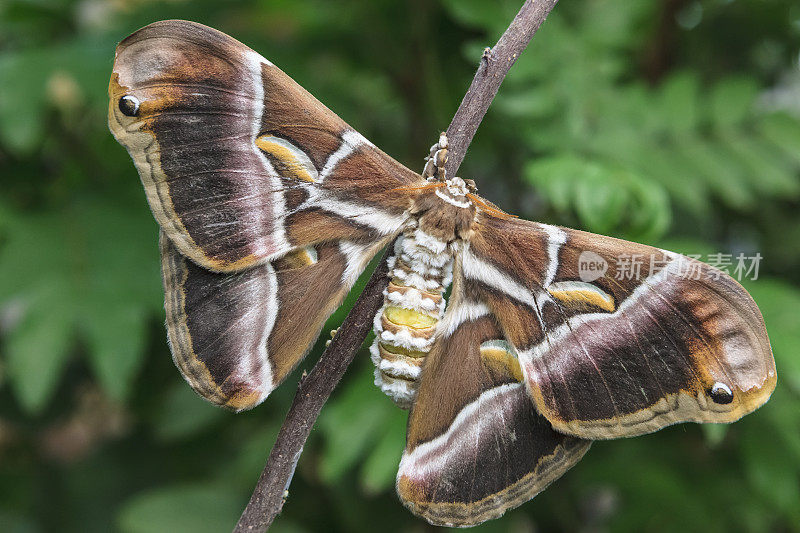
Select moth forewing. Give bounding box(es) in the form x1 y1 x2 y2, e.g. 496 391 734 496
460 216 776 440
109 20 417 271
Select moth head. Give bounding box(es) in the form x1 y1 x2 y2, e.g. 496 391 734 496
443 177 475 196
432 177 474 209
411 178 477 243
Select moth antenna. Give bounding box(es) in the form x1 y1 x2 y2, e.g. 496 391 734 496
467 193 517 219
388 182 447 193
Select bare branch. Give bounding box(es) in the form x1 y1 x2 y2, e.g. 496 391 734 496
445 0 558 178
234 2 558 531
234 250 391 532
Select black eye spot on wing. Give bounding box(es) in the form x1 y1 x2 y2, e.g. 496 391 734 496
119 95 140 117
709 382 734 404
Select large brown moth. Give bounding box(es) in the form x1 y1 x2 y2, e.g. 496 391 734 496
108 20 776 527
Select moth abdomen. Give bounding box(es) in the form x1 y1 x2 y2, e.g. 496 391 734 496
371 227 453 408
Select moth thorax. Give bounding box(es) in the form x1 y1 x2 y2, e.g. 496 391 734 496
371 227 453 408
444 177 469 196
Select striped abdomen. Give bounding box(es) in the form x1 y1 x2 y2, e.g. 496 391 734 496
371 225 453 408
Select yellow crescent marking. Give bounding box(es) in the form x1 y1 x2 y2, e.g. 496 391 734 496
255 135 318 182
548 281 616 312
273 246 319 270
480 340 524 382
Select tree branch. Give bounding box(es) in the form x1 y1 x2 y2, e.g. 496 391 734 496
233 248 392 533
445 0 558 178
234 1 558 531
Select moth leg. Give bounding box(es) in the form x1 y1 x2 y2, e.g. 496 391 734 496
422 132 449 180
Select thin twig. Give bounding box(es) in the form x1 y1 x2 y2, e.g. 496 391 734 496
233 1 558 531
445 0 558 178
233 248 392 533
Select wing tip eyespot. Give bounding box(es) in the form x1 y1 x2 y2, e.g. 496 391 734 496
708 382 734 405
118 95 140 117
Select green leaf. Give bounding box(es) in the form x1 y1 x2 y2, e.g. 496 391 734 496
744 279 800 390
5 286 73 413
78 200 161 399
82 304 148 401
222 425 281 487
574 165 628 234
359 407 406 494
740 421 800 522
118 484 242 533
676 138 753 209
525 155 670 239
0 33 119 154
0 207 74 412
495 90 558 120
626 177 671 242
708 77 758 128
0 198 161 409
152 384 226 442
759 113 800 166
318 363 391 483
0 50 46 155
524 155 581 213
721 133 800 198
440 0 519 33
658 72 700 135
756 387 800 465
0 209 67 304
622 143 710 217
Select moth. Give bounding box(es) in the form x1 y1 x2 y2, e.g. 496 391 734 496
108 20 776 527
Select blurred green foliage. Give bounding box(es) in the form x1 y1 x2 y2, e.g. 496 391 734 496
1 0 799 531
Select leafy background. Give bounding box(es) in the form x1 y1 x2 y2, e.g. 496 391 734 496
1 0 799 531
